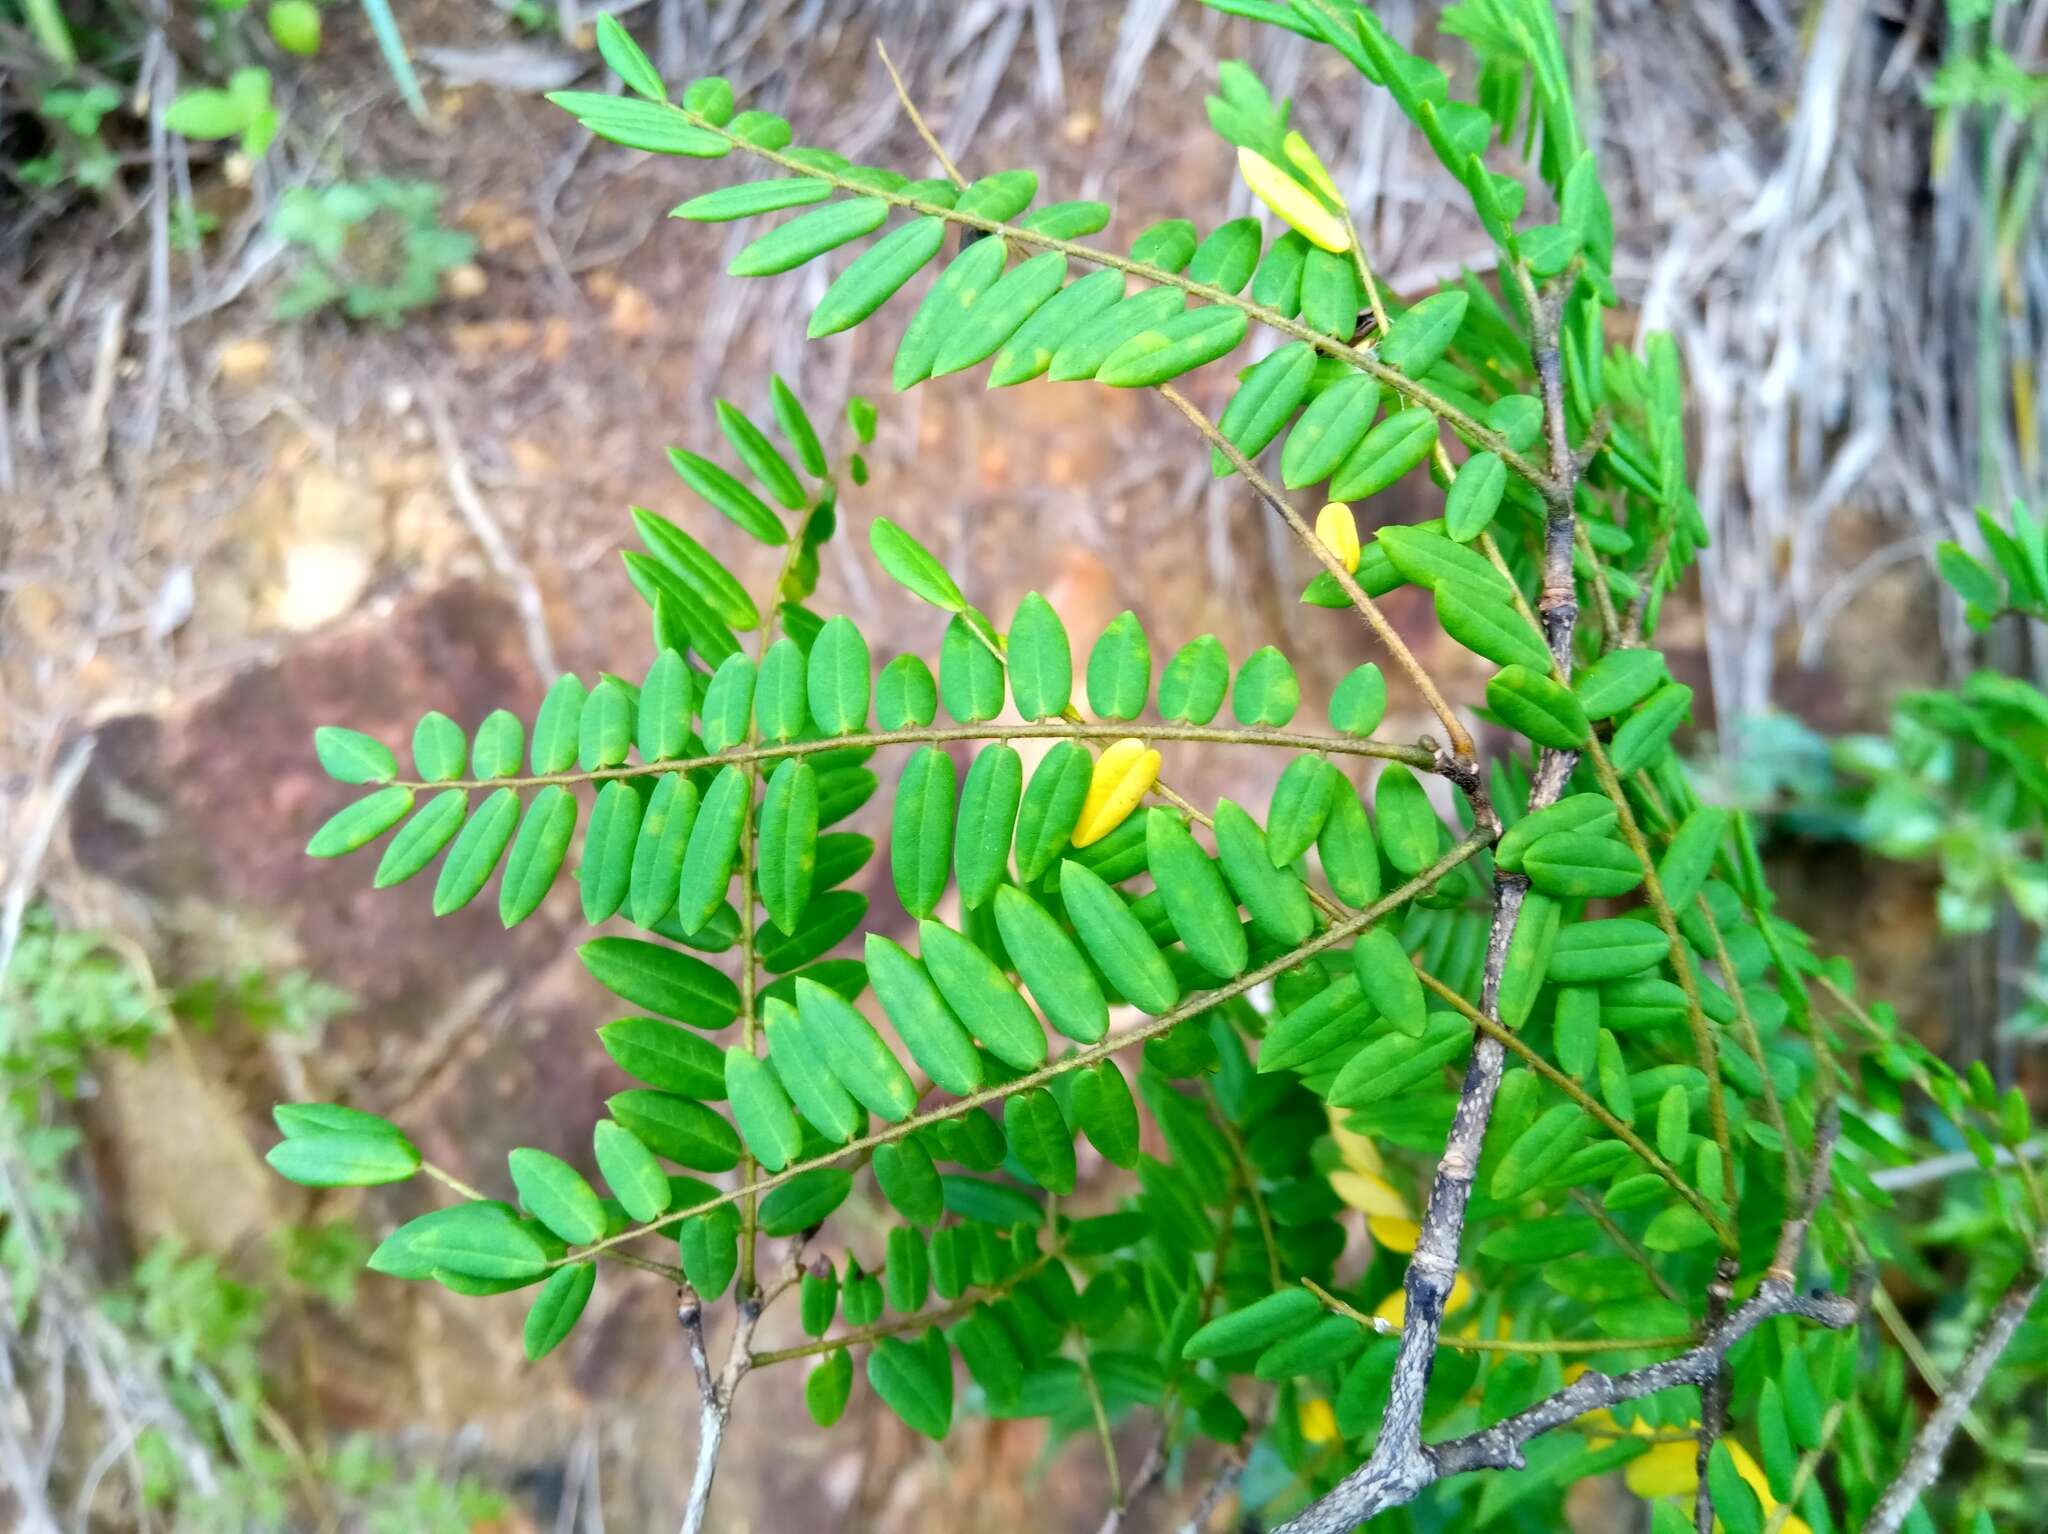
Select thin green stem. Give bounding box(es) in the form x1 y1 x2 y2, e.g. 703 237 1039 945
550 834 1490 1267
663 107 1554 494
421 1161 486 1202
388 720 1435 792
1077 1341 1124 1509
750 1249 1054 1366
1301 1278 1692 1356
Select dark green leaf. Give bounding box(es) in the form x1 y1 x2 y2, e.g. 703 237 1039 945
1330 408 1437 499
1282 373 1382 489
956 745 1023 908
760 1166 854 1236
918 919 1047 1071
892 747 956 918
991 885 1110 1043
580 935 741 1029
1059 860 1180 1015
867 1334 952 1439
524 1263 596 1360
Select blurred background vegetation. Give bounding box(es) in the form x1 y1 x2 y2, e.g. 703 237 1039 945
1 0 2044 1529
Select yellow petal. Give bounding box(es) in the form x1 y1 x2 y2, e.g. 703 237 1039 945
1624 1439 1698 1500
1315 502 1361 572
1071 739 1160 848
1367 1214 1420 1253
1283 130 1344 205
1238 147 1352 254
1331 1167 1410 1220
1297 1397 1339 1445
1445 1271 1473 1314
1328 1112 1384 1175
1374 1272 1470 1331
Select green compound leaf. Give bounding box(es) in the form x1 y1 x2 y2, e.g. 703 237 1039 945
1494 792 1616 873
941 610 1006 722
636 649 696 760
547 91 727 156
1188 216 1261 291
755 639 808 743
608 1089 741 1171
806 1347 854 1427
576 678 634 771
471 710 524 777
599 1016 724 1099
1548 918 1667 984
762 998 861 1143
1318 779 1381 908
1435 583 1552 671
1610 683 1694 773
1183 1288 1322 1361
1328 1012 1471 1108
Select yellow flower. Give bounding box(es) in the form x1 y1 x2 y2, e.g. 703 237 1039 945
1297 1397 1340 1445
1328 1111 1384 1176
1374 1272 1472 1329
1237 146 1352 254
1315 502 1361 572
1611 1425 1811 1534
1071 738 1161 848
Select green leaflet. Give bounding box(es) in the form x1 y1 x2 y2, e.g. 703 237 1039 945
1373 763 1439 876
1610 683 1693 773
547 90 727 155
599 1016 723 1099
1575 647 1668 719
1329 408 1437 499
816 766 878 827
1158 634 1229 724
1522 833 1644 900
955 168 1038 221
1378 525 1514 602
759 1166 853 1236
932 251 1068 377
1014 739 1092 881
754 639 809 743
635 559 741 664
1070 1061 1140 1167
1553 988 1599 1077
869 517 965 612
1267 755 1335 865
1657 806 1728 913
1488 393 1544 452
877 654 939 729
1494 793 1615 873
956 745 1023 908
769 375 826 477
1444 452 1507 542
1490 1104 1591 1201
1548 918 1666 984
806 1348 854 1427
1059 860 1180 1016
1211 798 1313 946
864 932 982 1096
636 649 695 760
892 747 957 919
471 710 523 777
699 653 756 752
1352 926 1426 1037
1434 584 1553 671
1086 611 1152 720
757 888 867 972
1496 891 1560 1030
580 936 740 1029
1486 665 1590 750
524 1263 596 1361
668 449 787 545
1008 592 1072 720
671 177 831 221
432 787 517 914
1317 779 1381 908
1250 229 1309 316
266 1132 420 1188
629 773 700 927
1232 645 1299 727
577 680 634 771
374 789 466 887
1188 216 1261 291
1098 305 1249 387
868 1334 952 1440
1258 1316 1367 1380
508 1147 606 1245
501 782 581 917
989 269 1125 387
678 1204 740 1298
1706 1443 1765 1534
1328 1011 1470 1107
716 399 805 510
410 713 465 781
1182 1287 1322 1360
1005 1087 1076 1195
531 674 587 774
580 780 642 922
1130 217 1197 269
758 759 820 934
730 196 888 277
1656 1082 1692 1163
1145 810 1247 982
608 1090 741 1171
725 1046 802 1171
1329 663 1387 736
1048 287 1183 381
948 1309 1023 1405
885 1227 930 1312
315 724 398 784
873 1137 944 1225
918 918 1047 1071
762 997 861 1143
1282 373 1382 489
1377 291 1468 375
309 785 414 860
807 615 870 735
895 237 1010 390
991 885 1110 1043
632 508 760 627
795 976 917 1121
1021 199 1112 238
941 611 1005 722
1258 974 1372 1074
676 764 750 933
809 215 947 337
1299 245 1360 337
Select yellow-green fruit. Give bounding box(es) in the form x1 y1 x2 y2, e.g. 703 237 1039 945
268 0 322 56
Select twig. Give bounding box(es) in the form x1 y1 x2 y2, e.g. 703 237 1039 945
876 41 966 189
1863 1232 2048 1534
